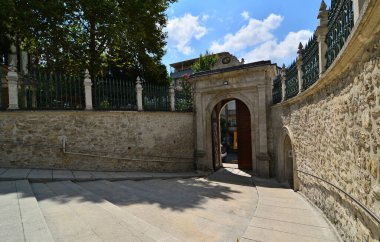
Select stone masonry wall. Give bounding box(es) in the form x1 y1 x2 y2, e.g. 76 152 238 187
0 111 194 172
271 57 380 241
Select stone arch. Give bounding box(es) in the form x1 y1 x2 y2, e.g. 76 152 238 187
277 126 299 191
204 92 257 171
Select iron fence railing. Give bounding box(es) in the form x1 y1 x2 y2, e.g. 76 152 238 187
142 82 170 111
19 71 84 110
302 35 320 90
272 75 282 104
175 89 193 112
326 0 354 68
285 62 299 99
92 77 136 111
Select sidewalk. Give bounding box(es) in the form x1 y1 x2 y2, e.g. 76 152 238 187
0 167 206 182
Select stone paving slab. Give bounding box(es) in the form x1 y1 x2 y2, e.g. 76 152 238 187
52 170 74 180
0 168 31 180
0 167 203 182
15 180 54 242
28 169 53 182
241 177 341 242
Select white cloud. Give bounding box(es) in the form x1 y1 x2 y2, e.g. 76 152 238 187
241 11 250 20
202 14 210 21
167 14 207 55
209 13 312 65
210 14 283 53
243 30 313 64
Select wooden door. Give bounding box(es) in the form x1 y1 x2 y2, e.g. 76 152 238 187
236 100 252 170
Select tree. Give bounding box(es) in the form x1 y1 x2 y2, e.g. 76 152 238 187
192 51 218 73
1 0 175 81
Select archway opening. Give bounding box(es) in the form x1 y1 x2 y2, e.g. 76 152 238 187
211 99 252 170
283 135 294 189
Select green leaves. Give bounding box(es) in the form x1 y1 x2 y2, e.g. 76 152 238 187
192 51 218 73
2 0 176 81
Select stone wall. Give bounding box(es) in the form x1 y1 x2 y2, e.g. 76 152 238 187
270 1 380 240
0 111 194 172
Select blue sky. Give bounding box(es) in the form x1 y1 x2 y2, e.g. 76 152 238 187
163 0 327 71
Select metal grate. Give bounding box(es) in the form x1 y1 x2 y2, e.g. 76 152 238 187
302 34 320 90
92 77 136 111
326 0 354 68
272 75 282 104
19 71 85 110
285 62 299 99
142 82 170 111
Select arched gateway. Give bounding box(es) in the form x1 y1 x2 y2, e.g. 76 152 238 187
189 54 278 177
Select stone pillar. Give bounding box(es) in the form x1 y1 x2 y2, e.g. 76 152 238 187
20 51 28 75
136 76 143 111
316 0 329 75
7 44 19 110
257 85 270 177
84 69 93 110
353 0 364 23
169 83 175 111
281 64 286 101
297 43 304 94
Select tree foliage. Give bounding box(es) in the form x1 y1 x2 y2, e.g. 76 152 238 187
0 0 175 82
192 51 218 73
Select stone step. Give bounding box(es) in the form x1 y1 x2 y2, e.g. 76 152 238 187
15 180 54 242
85 179 238 241
31 182 103 242
0 180 53 242
70 181 180 242
0 181 25 242
42 180 167 242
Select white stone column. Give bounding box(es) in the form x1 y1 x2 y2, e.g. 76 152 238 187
7 44 19 110
84 69 93 110
169 83 175 111
353 0 364 23
297 43 304 94
281 64 286 101
316 0 329 75
136 76 143 111
20 51 28 75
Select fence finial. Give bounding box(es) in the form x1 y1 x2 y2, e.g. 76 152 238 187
319 0 327 11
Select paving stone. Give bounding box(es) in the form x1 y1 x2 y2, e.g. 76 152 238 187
27 169 52 182
15 180 54 242
52 170 74 180
72 171 93 180
0 181 24 242
0 168 31 180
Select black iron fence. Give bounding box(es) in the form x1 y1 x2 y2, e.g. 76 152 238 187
272 0 356 104
326 0 354 68
19 71 85 110
142 82 170 111
285 62 299 99
272 75 282 104
92 77 136 111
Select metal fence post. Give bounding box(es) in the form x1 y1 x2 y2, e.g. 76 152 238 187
296 42 304 94
316 0 329 75
7 44 19 110
84 69 93 110
169 83 175 111
136 77 143 111
281 64 286 101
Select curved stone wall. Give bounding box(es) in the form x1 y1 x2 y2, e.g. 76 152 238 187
270 1 380 241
